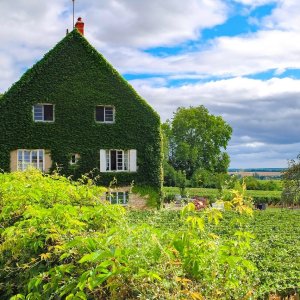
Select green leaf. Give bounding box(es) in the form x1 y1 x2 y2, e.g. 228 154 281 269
75 291 87 300
10 295 25 300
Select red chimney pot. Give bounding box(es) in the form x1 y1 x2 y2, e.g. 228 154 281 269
75 17 84 35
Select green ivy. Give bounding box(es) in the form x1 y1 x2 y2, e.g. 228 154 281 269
0 30 162 188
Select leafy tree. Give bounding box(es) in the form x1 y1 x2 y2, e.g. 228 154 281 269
163 105 232 178
243 176 260 190
282 154 300 207
175 170 188 197
163 161 177 186
191 168 215 188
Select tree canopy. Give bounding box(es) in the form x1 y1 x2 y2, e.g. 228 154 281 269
282 154 300 206
163 105 232 181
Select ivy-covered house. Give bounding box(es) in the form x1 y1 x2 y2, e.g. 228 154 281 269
0 19 162 202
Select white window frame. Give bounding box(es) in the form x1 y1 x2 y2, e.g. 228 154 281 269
17 149 45 171
100 149 137 173
106 191 129 205
95 105 115 124
70 153 80 165
105 149 129 172
33 103 55 122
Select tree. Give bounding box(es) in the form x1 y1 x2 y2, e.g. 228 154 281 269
282 154 300 207
163 105 232 178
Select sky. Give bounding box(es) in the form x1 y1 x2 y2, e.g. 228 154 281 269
1 0 300 168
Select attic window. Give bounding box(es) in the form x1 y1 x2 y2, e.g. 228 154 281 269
95 106 114 123
33 104 54 122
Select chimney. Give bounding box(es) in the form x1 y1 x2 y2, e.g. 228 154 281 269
75 17 84 35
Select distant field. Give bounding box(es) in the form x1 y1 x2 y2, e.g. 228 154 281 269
228 168 285 178
228 171 282 177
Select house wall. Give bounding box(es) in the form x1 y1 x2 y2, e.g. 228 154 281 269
45 151 52 172
10 150 18 172
0 30 162 189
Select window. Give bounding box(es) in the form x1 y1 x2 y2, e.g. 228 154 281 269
106 150 128 171
106 192 129 205
95 106 114 123
100 149 137 173
33 104 54 122
70 153 80 165
17 149 44 171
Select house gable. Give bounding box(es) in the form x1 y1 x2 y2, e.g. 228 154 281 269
0 30 162 188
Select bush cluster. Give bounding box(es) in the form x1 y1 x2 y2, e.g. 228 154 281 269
0 169 261 299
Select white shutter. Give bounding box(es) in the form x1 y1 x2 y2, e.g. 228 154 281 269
100 149 107 172
129 149 137 172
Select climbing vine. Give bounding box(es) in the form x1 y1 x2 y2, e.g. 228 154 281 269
0 30 162 188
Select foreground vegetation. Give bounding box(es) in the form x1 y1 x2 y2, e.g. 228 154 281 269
0 170 299 299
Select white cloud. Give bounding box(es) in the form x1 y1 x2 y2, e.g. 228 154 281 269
0 0 72 91
1 0 300 168
244 142 266 148
262 0 300 31
91 29 300 81
81 0 229 48
130 76 300 167
131 76 300 120
228 142 299 168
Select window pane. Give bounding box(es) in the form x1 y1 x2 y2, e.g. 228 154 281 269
106 150 110 171
96 106 104 122
23 150 30 170
44 105 54 121
117 150 123 170
71 154 76 164
24 151 30 162
110 150 117 171
18 150 23 171
38 150 44 170
34 105 43 121
118 192 129 204
18 150 22 161
110 192 118 204
105 107 114 122
124 151 128 171
31 150 38 168
118 192 124 204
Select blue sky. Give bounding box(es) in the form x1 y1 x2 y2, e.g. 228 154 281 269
1 0 300 168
